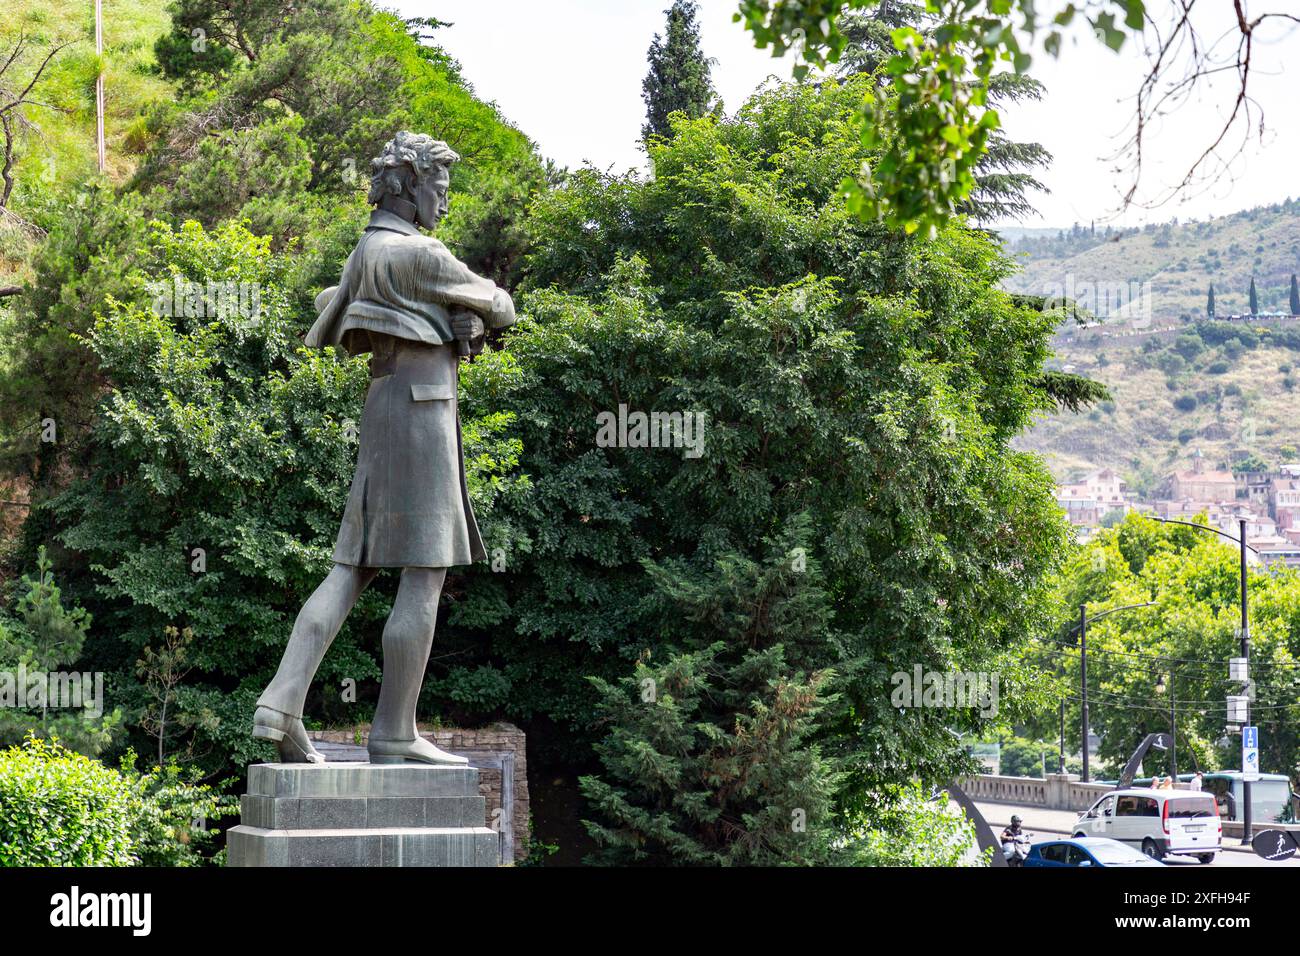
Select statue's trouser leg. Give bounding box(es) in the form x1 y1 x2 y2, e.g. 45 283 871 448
257 563 378 717
370 566 446 742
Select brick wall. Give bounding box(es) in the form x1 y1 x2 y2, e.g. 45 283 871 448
310 722 530 863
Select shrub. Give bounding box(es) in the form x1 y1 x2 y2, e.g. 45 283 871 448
1174 333 1204 361
1173 395 1198 412
840 781 985 866
0 736 235 867
0 736 137 866
1207 361 1230 375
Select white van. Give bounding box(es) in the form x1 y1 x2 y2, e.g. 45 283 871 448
1073 789 1221 863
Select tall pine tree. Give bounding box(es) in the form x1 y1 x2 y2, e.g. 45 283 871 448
1207 283 1215 318
1249 276 1259 315
1290 274 1299 316
641 1 718 142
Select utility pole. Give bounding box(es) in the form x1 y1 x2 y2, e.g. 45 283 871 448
1150 515 1257 841
1080 603 1090 783
1240 517 1253 844
1067 600 1154 784
95 0 105 172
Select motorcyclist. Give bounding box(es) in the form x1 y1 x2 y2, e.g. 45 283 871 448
1001 815 1025 844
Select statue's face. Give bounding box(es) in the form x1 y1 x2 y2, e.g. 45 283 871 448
414 166 451 231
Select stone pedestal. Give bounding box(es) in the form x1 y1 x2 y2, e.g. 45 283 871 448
226 763 500 867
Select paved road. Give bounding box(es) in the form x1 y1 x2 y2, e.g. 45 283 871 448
972 800 1300 868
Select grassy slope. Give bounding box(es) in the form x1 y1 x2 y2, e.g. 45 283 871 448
1018 337 1300 491
1004 202 1300 487
1003 201 1300 320
1 1 171 280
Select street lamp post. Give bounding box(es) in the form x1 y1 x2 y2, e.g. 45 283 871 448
1239 516 1253 844
1151 515 1255 843
1080 603 1089 782
1058 696 1065 774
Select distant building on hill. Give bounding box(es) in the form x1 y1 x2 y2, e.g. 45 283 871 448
1160 451 1236 502
1270 478 1300 534
1056 467 1130 527
1235 469 1274 506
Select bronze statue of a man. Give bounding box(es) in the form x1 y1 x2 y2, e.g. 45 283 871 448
253 131 515 765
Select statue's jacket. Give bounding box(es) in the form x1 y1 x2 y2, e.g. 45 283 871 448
304 209 516 568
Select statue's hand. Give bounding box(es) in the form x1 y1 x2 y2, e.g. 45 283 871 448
451 309 485 352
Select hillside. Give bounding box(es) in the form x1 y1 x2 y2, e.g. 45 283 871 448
1003 200 1300 320
1 1 172 281
1019 330 1300 491
1002 202 1300 487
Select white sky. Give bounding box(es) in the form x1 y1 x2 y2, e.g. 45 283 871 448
387 0 1300 229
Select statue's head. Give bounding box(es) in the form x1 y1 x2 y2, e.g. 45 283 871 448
368 131 461 230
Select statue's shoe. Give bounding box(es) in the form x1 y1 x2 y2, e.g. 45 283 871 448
253 706 325 764
368 735 468 766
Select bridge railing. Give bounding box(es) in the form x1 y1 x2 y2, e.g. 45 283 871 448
960 773 1111 811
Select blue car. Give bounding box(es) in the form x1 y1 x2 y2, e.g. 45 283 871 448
1022 837 1165 868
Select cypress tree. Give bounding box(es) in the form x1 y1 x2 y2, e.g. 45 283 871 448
1207 284 1215 318
641 1 718 142
1249 276 1259 315
1290 274 1299 315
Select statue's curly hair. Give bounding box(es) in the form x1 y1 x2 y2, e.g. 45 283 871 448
367 131 460 205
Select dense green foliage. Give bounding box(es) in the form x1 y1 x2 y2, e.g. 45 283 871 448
735 0 1154 233
580 639 837 865
1039 514 1300 782
0 1 1108 865
841 781 984 865
0 546 123 754
835 5 1050 223
0 735 232 866
442 76 1072 856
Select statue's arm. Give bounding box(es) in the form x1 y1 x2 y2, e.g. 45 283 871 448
419 240 516 330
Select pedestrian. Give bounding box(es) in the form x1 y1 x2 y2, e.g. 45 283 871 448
1189 771 1203 791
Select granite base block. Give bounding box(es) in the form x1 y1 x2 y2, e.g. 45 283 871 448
227 763 500 867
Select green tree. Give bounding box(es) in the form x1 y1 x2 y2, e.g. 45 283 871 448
144 2 544 278
833 0 926 76
1290 274 1299 316
641 1 719 142
1249 276 1259 315
997 736 1047 777
1207 283 1215 318
1042 514 1300 784
0 185 150 484
840 782 985 866
735 1 1290 234
580 638 837 865
837 6 1051 222
965 72 1052 223
453 77 1072 824
0 546 122 755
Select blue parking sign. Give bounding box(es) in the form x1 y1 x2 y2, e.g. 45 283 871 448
1243 725 1260 782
